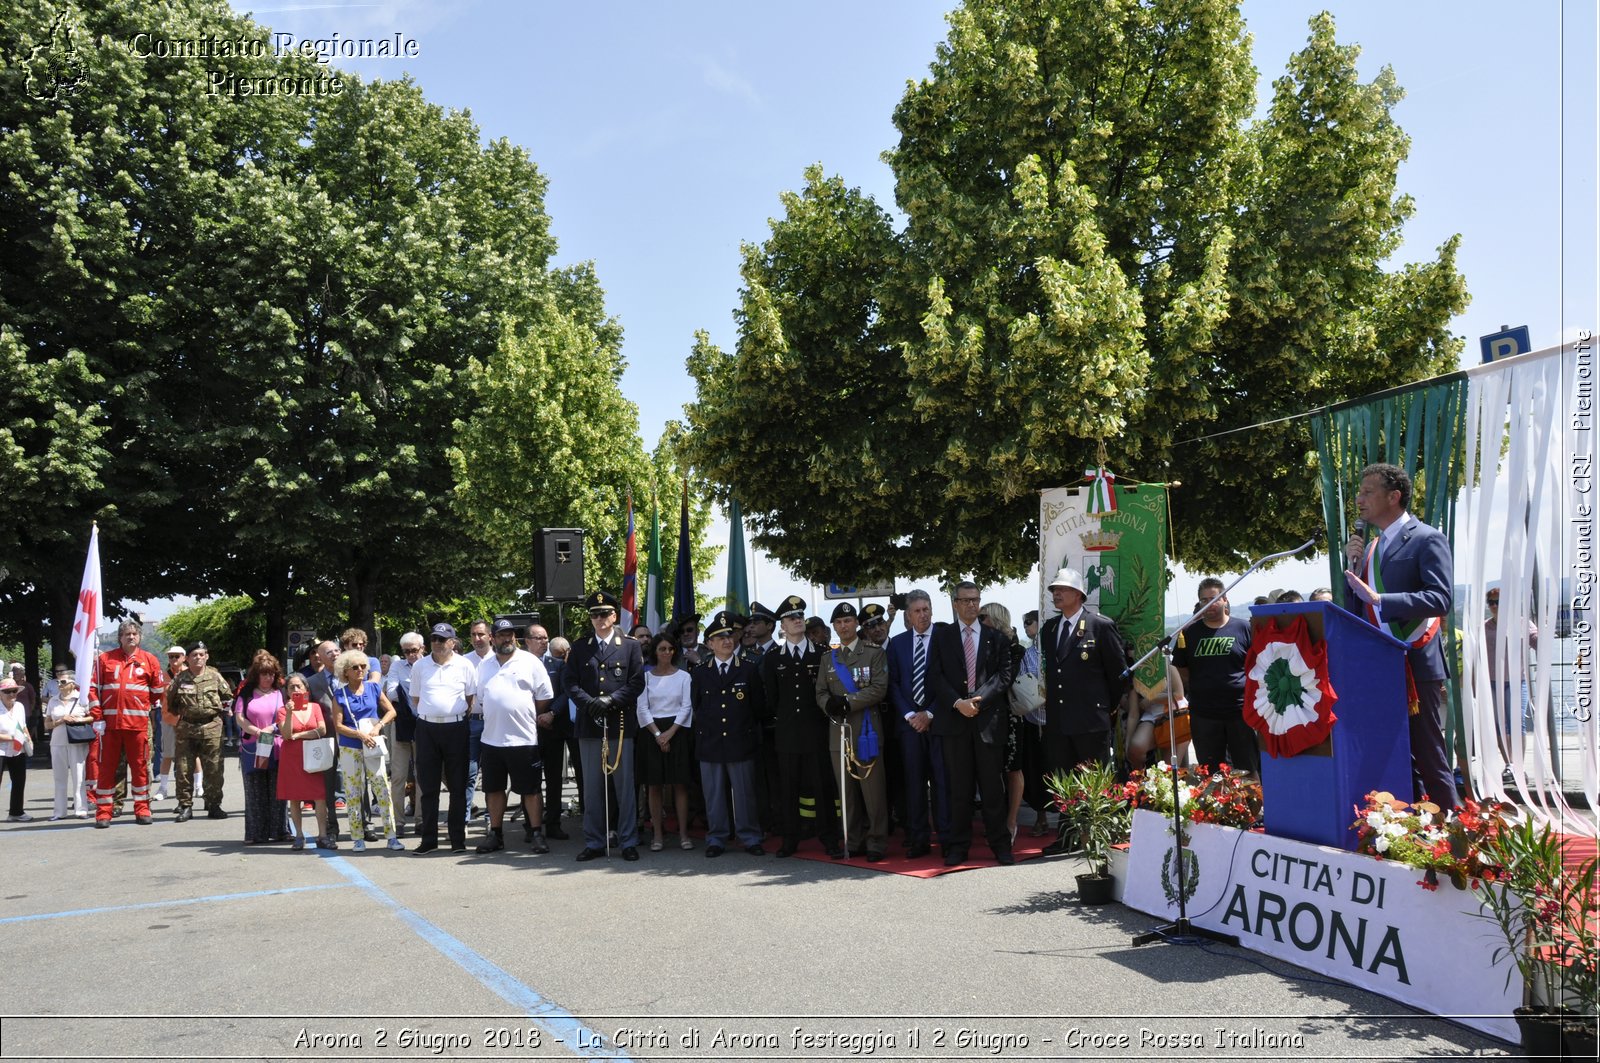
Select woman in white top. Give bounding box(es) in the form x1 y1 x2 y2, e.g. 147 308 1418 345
637 634 694 851
1 678 34 821
44 673 93 819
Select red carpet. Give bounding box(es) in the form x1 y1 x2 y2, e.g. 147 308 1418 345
791 825 1056 877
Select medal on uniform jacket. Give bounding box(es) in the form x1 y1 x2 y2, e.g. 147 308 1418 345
736 690 745 699
613 664 622 677
1081 651 1090 660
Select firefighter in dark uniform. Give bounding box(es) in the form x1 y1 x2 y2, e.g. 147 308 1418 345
692 611 766 856
169 642 232 822
563 590 646 862
760 595 843 858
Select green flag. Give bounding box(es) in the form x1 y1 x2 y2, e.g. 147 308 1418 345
726 497 749 614
644 493 665 633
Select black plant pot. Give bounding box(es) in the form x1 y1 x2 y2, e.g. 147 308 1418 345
1561 1017 1596 1059
1513 1006 1565 1059
1076 872 1115 905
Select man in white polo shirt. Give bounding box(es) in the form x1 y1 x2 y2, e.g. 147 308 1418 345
473 619 555 854
408 622 477 853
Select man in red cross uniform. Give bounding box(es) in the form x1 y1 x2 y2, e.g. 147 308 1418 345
90 620 166 827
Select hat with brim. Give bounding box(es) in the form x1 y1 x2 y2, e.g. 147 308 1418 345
777 594 807 619
705 611 737 638
585 589 620 614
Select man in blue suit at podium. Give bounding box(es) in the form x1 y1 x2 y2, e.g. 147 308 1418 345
1343 462 1458 811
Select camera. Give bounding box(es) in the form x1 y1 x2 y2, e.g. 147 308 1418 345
889 592 908 611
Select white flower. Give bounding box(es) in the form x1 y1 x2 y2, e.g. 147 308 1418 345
1383 822 1408 838
1374 834 1391 853
1366 811 1385 830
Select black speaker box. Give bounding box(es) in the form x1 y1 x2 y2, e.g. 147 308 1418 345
534 528 586 601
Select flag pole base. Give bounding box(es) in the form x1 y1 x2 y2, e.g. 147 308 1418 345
1131 918 1239 948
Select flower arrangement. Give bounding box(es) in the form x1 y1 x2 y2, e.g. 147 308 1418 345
1476 811 1598 1028
1121 763 1262 830
1046 761 1131 875
1349 791 1501 890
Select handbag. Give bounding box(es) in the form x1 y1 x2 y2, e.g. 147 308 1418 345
361 733 387 766
302 737 336 773
1009 672 1043 718
66 721 95 744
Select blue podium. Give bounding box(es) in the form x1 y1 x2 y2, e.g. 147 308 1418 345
1249 600 1412 851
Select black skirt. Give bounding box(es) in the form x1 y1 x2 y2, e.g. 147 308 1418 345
636 718 695 786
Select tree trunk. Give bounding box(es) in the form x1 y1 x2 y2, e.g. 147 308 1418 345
261 567 289 667
48 580 75 671
348 568 378 649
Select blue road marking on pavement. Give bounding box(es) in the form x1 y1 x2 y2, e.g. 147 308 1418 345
0 883 348 924
322 855 634 1060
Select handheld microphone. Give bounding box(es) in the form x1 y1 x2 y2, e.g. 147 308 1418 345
1346 518 1368 572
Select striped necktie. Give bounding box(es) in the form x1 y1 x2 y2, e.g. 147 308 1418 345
911 633 926 707
963 626 977 691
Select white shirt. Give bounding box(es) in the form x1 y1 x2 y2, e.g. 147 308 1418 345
0 701 28 758
637 669 693 729
906 628 932 719
476 649 553 747
383 656 412 703
1366 511 1415 625
409 653 478 719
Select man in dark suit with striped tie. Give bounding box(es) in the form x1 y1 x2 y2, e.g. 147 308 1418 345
929 581 1016 866
887 589 949 859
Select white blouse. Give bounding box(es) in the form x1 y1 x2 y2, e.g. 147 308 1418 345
636 668 693 729
47 694 89 750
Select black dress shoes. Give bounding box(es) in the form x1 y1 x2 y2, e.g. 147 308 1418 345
575 847 604 862
906 843 931 859
864 851 886 863
745 844 766 856
943 847 969 867
704 845 725 858
826 846 847 859
621 846 640 861
995 850 1016 865
544 825 571 840
775 845 797 858
413 839 439 854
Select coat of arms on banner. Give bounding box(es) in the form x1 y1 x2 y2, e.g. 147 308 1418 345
1039 481 1168 697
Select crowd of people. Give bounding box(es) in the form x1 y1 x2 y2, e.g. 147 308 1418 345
1 464 1468 857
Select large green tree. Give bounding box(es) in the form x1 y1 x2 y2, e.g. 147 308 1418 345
0 0 316 673
684 0 1466 582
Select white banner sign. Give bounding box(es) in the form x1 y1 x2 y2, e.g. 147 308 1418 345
1123 810 1519 1041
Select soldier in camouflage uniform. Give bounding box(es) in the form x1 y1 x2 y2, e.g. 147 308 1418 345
170 643 231 822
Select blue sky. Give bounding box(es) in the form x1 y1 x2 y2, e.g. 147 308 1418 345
210 0 1596 629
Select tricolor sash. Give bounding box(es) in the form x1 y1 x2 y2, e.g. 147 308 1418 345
1364 535 1442 716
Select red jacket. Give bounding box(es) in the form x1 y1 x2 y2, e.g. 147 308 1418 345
90 648 166 730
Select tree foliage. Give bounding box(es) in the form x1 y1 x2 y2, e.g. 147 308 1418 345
683 0 1467 582
0 0 666 665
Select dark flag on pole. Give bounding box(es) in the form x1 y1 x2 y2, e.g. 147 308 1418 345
672 477 694 626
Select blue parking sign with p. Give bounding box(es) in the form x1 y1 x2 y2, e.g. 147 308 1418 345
1480 325 1530 364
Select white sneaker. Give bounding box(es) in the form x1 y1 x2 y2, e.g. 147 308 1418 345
352 838 366 852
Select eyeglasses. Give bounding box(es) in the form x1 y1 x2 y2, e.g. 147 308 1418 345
429 636 448 643
1486 597 1500 605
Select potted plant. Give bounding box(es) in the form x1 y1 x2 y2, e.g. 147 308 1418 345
1475 811 1594 1057
1047 761 1130 904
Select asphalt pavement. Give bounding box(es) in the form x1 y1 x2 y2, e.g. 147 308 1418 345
1 759 1516 1062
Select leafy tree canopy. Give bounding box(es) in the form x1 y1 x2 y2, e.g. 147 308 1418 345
684 1 1467 583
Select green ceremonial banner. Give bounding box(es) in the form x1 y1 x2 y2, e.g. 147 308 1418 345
1038 483 1169 697
725 497 749 615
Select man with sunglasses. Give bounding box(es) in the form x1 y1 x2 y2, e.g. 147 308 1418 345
385 632 424 831
408 623 477 853
564 590 645 862
525 624 573 840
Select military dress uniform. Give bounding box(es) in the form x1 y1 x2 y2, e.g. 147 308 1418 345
814 604 891 858
760 596 842 857
169 663 232 819
693 611 767 855
563 590 646 859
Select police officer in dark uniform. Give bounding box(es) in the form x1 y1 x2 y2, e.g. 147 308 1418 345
760 595 843 858
740 601 779 831
692 611 766 857
563 590 646 862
